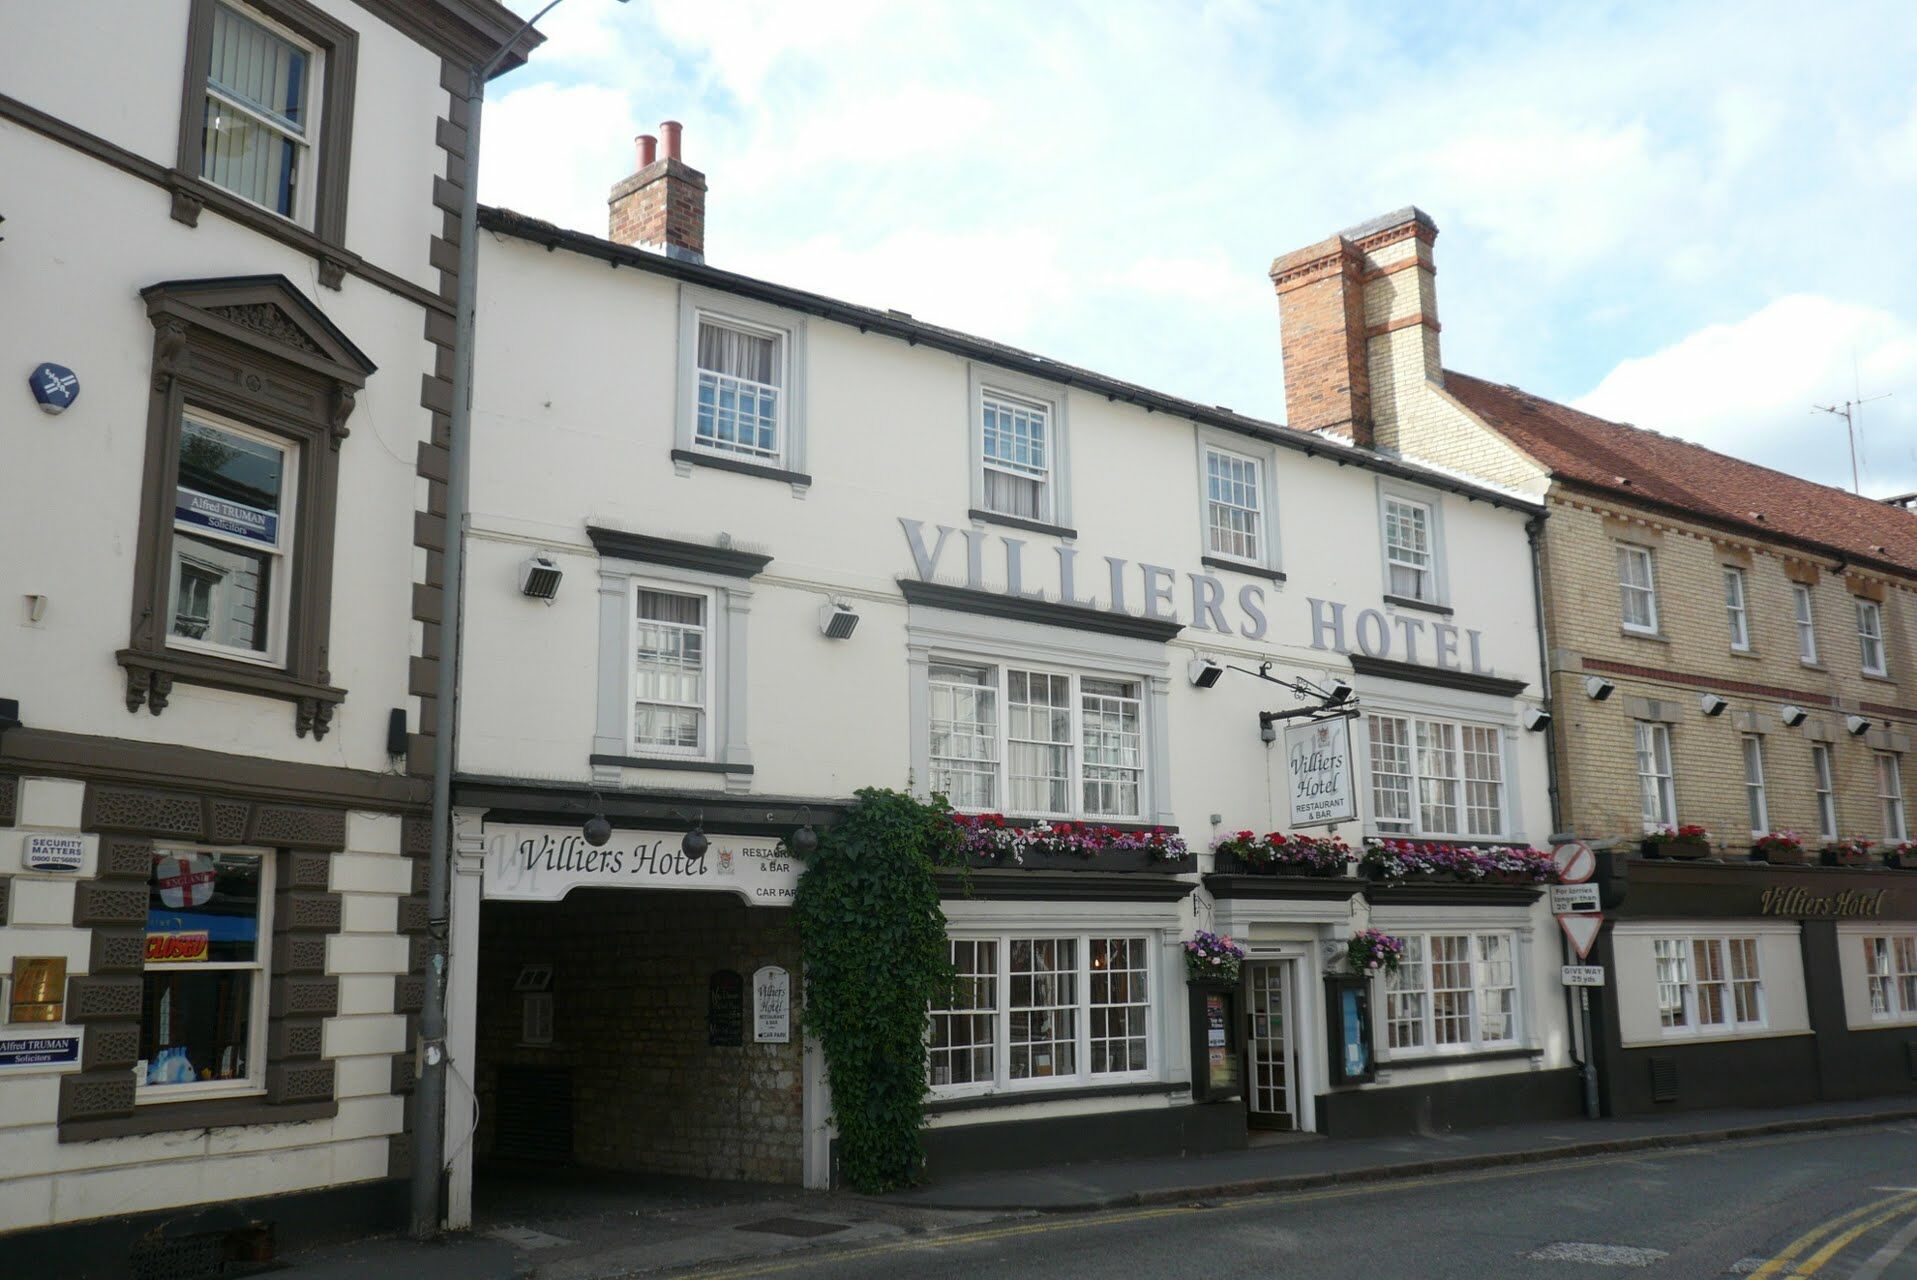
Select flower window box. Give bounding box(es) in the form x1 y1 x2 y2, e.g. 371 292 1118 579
950 814 1192 873
1642 825 1712 860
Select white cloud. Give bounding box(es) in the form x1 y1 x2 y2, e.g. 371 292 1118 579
1575 295 1917 497
479 82 641 228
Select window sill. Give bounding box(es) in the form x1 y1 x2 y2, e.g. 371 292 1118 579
1377 1046 1539 1069
61 1095 336 1143
588 752 754 776
1201 556 1285 584
670 448 812 489
924 1079 1184 1116
1382 593 1452 617
1621 628 1670 644
1800 661 1826 672
118 649 345 739
967 509 1077 540
1729 648 1760 660
1862 671 1897 685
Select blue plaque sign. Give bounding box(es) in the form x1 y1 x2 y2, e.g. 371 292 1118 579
29 363 79 415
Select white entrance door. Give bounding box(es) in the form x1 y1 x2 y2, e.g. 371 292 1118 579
1245 960 1295 1130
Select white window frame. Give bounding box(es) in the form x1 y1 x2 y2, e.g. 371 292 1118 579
1860 934 1917 1023
1857 599 1888 677
1381 496 1436 602
136 845 275 1104
167 408 298 669
1741 734 1769 835
202 1 323 226
928 932 1157 1099
1364 713 1507 839
1652 933 1768 1038
1636 720 1677 831
690 312 788 464
1618 544 1659 635
1794 583 1819 665
1879 752 1908 841
625 579 716 760
1380 930 1523 1058
673 286 808 485
1198 439 1273 569
968 363 1073 531
1812 743 1839 842
1723 567 1751 652
926 660 1149 821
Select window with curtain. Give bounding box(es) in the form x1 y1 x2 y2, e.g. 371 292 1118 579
1654 935 1766 1035
928 939 998 1087
1742 735 1768 833
1204 446 1263 562
1858 599 1888 676
1862 935 1917 1021
694 318 783 460
201 2 314 218
980 393 1051 521
928 662 1146 821
1813 743 1839 841
1367 714 1503 838
1794 584 1819 664
1618 545 1658 633
1879 752 1908 840
1724 568 1750 651
1382 931 1520 1054
1636 721 1676 829
1383 497 1434 600
631 587 707 754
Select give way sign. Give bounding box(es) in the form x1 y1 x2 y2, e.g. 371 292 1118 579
1559 913 1602 960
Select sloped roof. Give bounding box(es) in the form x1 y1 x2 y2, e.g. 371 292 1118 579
1443 370 1917 575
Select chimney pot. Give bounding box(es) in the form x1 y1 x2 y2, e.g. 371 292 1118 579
660 120 683 161
636 133 657 168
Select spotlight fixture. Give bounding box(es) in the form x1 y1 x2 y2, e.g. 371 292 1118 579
1699 694 1729 718
682 824 710 859
582 813 612 847
1258 711 1278 744
1584 676 1615 701
788 807 820 857
1846 714 1873 737
1779 704 1809 728
1325 679 1355 707
1188 657 1224 689
818 600 860 640
518 553 563 600
1522 706 1552 732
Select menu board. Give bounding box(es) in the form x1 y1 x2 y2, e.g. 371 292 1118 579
707 969 744 1047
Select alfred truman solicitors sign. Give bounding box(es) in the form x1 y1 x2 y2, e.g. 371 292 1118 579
901 519 1499 674
485 827 800 906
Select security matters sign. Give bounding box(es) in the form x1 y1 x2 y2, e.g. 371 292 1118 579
1284 716 1356 828
485 827 801 907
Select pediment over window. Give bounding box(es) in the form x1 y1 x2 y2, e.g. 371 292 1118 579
141 275 377 388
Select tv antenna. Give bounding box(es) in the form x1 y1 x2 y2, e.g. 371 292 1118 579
1813 356 1890 495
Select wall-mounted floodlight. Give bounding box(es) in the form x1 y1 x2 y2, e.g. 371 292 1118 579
1700 694 1729 717
1584 676 1615 701
1846 714 1873 737
1780 705 1809 728
1522 707 1552 732
1325 679 1355 706
1189 657 1224 689
818 601 860 639
519 553 562 600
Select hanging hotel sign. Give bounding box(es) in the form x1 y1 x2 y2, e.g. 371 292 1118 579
899 518 1499 676
1284 716 1356 828
484 826 800 906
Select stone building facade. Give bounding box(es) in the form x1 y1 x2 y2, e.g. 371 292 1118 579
1274 206 1917 1117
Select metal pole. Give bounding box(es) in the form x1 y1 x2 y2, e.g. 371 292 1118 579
1579 988 1599 1119
413 0 562 1231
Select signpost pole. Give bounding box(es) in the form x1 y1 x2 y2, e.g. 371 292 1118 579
1579 988 1599 1119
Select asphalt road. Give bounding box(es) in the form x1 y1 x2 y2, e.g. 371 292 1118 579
675 1123 1917 1280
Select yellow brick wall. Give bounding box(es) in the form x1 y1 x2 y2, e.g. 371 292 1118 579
1539 494 1917 850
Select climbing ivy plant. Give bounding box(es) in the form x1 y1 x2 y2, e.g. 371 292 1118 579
792 787 958 1193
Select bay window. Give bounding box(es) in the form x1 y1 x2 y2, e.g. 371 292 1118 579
1654 935 1766 1035
140 848 272 1099
1862 935 1917 1021
1383 932 1520 1055
1366 714 1505 838
929 662 1146 820
929 934 1154 1094
1618 544 1659 634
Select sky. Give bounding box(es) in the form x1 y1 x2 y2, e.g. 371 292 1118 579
482 1 1917 499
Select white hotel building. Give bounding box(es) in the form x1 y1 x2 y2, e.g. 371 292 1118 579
444 134 1577 1202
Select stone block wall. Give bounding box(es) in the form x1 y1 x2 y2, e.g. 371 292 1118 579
475 889 803 1184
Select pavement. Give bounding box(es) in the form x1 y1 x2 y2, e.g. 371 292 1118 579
279 1095 1917 1279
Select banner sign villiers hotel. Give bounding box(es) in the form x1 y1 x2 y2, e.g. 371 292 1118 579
484 827 800 906
1285 717 1356 828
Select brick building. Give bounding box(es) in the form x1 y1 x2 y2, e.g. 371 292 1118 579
1275 208 1917 1116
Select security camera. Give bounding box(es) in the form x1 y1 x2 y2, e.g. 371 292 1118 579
1325 679 1355 706
1846 714 1873 737
1780 704 1809 728
1522 707 1552 732
1700 694 1729 718
1188 657 1224 689
1584 676 1615 701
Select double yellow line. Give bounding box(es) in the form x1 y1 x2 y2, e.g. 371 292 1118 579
1752 1188 1917 1277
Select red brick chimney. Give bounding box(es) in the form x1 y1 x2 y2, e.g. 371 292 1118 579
609 120 706 263
1270 208 1440 453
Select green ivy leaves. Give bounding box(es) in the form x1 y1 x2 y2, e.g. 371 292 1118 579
792 788 959 1193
